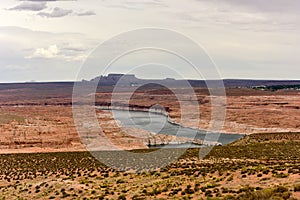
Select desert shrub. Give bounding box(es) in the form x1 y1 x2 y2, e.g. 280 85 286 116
117 179 126 184
237 186 290 200
294 184 300 192
61 192 70 198
274 186 288 193
132 194 146 200
227 176 234 182
262 170 269 175
274 172 289 178
183 185 194 194
223 195 235 200
221 187 230 194
118 194 126 200
98 195 105 200
205 190 212 196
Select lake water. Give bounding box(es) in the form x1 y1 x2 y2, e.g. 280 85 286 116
111 109 244 147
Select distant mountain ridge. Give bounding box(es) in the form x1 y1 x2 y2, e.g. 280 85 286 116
90 74 300 88
0 74 300 89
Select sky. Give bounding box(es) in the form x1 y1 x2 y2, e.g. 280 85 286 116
0 0 300 82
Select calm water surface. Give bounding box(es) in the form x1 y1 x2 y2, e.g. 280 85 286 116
111 110 244 147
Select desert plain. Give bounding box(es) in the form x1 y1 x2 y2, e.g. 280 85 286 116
0 83 300 199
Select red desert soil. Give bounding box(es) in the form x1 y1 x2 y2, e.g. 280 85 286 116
0 86 299 153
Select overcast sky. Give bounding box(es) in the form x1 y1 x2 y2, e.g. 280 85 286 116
0 0 300 82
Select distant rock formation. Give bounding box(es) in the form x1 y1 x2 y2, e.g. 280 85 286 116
89 74 300 88
90 74 139 86
90 74 190 88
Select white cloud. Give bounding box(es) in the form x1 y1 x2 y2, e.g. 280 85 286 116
26 44 89 61
28 45 59 59
0 26 95 82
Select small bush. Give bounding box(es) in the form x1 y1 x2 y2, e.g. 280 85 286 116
294 184 300 192
118 194 126 200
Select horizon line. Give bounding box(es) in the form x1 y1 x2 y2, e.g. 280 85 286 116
1 77 300 84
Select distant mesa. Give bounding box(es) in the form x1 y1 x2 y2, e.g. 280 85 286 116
90 73 138 86
87 73 300 89
90 74 179 87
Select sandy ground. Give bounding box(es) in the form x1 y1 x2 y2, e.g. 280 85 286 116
0 88 299 153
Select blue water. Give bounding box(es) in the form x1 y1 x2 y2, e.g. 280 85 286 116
111 110 244 146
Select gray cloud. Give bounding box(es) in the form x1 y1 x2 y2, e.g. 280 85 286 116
62 47 87 52
174 0 300 32
2 1 300 81
19 0 56 1
102 0 168 10
19 0 76 1
75 10 96 16
8 1 47 11
38 7 72 17
104 4 141 10
216 0 300 13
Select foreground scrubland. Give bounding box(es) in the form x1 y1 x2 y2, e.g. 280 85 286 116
1 133 300 199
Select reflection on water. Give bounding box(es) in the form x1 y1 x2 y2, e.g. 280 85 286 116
111 110 244 146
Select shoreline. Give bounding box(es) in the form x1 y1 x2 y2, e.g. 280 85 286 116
95 105 244 136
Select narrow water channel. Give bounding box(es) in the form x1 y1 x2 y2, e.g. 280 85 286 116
110 109 244 147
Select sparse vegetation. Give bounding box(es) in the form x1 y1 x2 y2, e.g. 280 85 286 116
0 135 299 199
0 85 300 199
